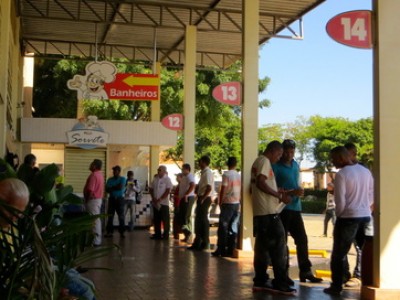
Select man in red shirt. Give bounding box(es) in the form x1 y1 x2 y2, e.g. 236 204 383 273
83 159 104 246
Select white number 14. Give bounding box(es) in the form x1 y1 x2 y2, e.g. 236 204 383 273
341 17 367 41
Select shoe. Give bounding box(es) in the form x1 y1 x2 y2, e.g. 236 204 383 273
150 235 162 240
253 283 296 295
323 286 342 296
299 271 323 283
345 277 361 287
211 250 221 257
187 245 200 250
199 243 210 250
286 277 295 286
104 233 113 238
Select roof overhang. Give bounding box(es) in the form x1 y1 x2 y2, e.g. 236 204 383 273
17 0 326 69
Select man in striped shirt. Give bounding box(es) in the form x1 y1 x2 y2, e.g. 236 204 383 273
212 157 241 257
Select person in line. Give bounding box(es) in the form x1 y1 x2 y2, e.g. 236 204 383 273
212 157 241 257
124 171 140 231
188 155 214 251
83 159 104 247
105 165 127 239
342 142 374 288
322 182 336 237
179 163 196 243
272 139 322 284
172 173 183 240
149 165 173 240
323 146 373 296
251 141 296 296
17 153 39 186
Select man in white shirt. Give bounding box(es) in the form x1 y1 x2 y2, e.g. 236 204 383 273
212 157 241 257
179 163 196 243
149 165 173 240
324 146 373 296
188 155 214 251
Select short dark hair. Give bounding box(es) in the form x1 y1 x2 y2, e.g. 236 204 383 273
182 163 191 172
344 142 357 151
265 140 283 153
24 154 36 165
92 159 102 170
282 139 296 149
199 155 210 166
330 146 350 157
127 170 133 176
227 157 237 168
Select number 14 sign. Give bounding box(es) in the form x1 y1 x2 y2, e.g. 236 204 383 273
326 10 372 49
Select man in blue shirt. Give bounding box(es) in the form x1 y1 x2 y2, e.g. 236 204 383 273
272 139 322 284
105 165 127 238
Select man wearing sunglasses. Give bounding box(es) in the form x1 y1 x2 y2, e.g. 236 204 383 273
272 139 322 284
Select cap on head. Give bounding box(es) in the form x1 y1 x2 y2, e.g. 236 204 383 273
112 165 121 172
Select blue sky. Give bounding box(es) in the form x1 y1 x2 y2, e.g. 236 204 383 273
258 0 373 126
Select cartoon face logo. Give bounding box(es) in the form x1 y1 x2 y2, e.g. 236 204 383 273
67 61 117 101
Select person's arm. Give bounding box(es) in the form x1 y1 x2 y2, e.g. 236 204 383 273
333 173 345 217
199 184 212 204
256 174 290 204
218 185 226 206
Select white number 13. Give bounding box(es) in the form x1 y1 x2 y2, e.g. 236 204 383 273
221 86 238 102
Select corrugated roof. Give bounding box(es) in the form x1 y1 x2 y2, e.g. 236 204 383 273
18 0 325 68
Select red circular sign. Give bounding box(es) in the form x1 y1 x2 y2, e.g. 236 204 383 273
326 10 372 49
161 114 183 131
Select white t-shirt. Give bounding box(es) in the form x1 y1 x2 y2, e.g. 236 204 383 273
251 155 280 216
197 167 214 197
220 170 241 204
179 172 196 199
151 174 173 206
334 163 373 218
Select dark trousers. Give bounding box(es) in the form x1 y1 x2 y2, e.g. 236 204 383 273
253 214 290 290
331 217 370 290
323 209 336 236
153 205 170 238
179 196 195 234
216 203 240 255
192 197 212 249
280 209 312 273
106 196 125 234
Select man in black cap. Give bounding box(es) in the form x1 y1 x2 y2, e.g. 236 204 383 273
105 165 127 238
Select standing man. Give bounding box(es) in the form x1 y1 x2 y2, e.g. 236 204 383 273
212 157 241 257
251 141 296 295
149 165 173 240
124 170 141 231
272 139 322 283
323 146 373 296
188 155 214 251
179 163 196 243
343 142 374 287
83 159 104 247
105 165 127 239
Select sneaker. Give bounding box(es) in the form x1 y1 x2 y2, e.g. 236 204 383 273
323 286 342 296
253 282 296 295
345 277 361 287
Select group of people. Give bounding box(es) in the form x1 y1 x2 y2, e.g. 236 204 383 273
83 160 141 246
251 140 374 296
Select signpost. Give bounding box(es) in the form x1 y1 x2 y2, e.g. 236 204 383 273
161 114 183 131
326 10 372 49
104 73 160 101
212 82 241 106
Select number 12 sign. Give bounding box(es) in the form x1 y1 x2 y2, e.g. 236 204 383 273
212 82 241 106
162 114 183 131
326 10 372 49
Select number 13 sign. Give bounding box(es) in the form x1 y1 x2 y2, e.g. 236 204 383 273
212 82 241 106
326 10 372 49
162 114 183 131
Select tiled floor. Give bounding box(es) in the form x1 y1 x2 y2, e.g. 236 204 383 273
85 215 361 299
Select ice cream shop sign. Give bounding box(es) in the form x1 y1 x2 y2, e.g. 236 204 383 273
66 116 108 149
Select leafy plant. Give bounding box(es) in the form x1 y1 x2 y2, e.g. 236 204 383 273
0 159 118 299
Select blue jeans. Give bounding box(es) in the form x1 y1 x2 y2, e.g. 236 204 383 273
216 203 240 255
253 214 290 290
331 217 370 290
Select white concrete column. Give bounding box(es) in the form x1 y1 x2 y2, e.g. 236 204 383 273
363 0 400 298
183 25 197 169
239 0 259 252
150 62 161 179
